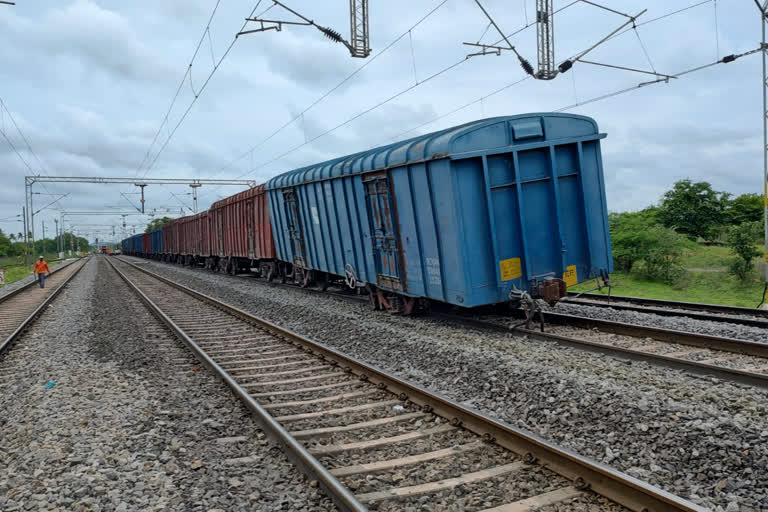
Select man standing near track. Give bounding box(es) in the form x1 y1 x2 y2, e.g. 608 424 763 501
33 256 51 289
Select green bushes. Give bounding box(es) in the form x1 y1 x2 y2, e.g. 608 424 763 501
725 221 762 280
611 180 764 285
609 208 691 284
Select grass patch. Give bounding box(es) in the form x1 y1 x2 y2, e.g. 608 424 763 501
571 243 766 308
679 244 731 270
571 271 765 308
1 258 65 288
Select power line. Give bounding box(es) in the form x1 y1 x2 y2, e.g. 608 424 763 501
204 0 452 186
138 1 267 179
200 0 583 200
135 0 224 177
236 57 467 181
285 0 735 164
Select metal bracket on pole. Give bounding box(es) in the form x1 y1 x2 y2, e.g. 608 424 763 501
190 183 202 214
135 183 147 213
238 1 370 58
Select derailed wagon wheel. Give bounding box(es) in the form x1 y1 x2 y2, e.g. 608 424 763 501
301 270 313 288
366 285 380 310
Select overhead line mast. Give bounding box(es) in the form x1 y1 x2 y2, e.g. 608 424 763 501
536 0 557 79
760 0 768 307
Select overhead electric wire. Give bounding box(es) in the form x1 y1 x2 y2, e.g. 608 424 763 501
0 96 64 222
557 47 762 111
207 0 720 198
235 57 468 180
231 0 694 180
376 0 743 148
135 0 224 177
138 1 268 180
201 0 581 198
204 0 451 185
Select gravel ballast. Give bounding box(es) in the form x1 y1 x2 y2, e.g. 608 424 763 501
0 257 334 512
124 256 768 511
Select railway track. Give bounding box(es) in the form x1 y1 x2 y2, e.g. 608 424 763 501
125 256 768 390
566 291 768 324
232 268 768 389
0 257 87 358
107 256 704 512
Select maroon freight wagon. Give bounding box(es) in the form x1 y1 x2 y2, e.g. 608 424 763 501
162 217 182 262
207 185 276 276
177 211 210 265
141 232 151 257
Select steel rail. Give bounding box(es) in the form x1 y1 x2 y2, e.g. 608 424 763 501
519 309 768 359
562 297 768 328
0 257 82 305
0 258 89 357
438 313 768 389
124 257 768 387
113 256 705 512
568 292 768 319
105 257 367 512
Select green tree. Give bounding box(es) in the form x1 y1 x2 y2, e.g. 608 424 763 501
638 225 689 284
658 180 730 241
145 216 172 233
725 193 763 225
0 229 10 257
608 207 660 272
726 221 762 280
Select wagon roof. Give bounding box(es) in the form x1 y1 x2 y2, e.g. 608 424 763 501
265 113 602 189
210 183 266 210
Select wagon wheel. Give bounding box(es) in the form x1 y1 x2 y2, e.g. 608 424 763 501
366 285 379 310
228 259 237 276
301 270 312 288
266 265 275 282
318 272 329 292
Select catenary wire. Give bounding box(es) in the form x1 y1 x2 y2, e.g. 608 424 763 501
135 0 225 177
202 0 580 195
232 0 708 181
139 2 264 180
202 0 452 187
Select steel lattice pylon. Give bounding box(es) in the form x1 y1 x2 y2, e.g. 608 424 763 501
762 1 768 294
536 0 557 80
349 0 370 58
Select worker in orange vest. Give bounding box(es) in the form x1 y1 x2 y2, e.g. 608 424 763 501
33 256 51 288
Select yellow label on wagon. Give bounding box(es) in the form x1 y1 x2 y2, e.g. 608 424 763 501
563 265 578 287
765 252 768 264
499 258 522 281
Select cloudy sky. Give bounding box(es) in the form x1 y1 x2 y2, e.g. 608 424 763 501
0 0 763 243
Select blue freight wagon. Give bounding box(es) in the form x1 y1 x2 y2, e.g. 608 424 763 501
273 113 614 313
150 228 163 258
122 234 143 256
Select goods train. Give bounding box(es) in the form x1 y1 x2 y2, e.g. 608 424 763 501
123 114 613 313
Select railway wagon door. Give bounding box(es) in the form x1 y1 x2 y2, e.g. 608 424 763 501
363 172 404 292
246 197 255 259
282 189 307 268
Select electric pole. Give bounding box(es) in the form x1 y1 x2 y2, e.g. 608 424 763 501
54 218 59 255
536 0 557 79
761 1 768 305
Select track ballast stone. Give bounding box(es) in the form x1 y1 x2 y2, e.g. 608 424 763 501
124 256 768 511
0 257 334 512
